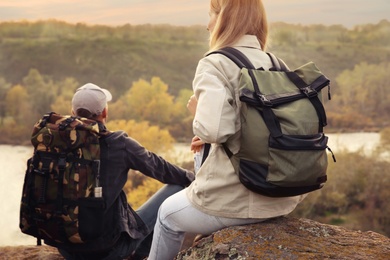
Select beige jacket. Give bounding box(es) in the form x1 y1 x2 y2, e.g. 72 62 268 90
186 35 306 219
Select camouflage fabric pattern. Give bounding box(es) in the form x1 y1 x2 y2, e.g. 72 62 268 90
20 113 101 244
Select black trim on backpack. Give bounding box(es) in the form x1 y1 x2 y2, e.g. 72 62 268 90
238 158 326 197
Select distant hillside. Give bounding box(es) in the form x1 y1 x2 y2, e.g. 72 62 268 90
0 21 209 97
267 20 390 86
0 20 389 133
1 20 389 96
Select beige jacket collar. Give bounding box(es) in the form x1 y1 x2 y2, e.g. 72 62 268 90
232 35 262 50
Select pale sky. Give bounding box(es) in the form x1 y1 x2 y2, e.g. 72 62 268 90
0 0 388 28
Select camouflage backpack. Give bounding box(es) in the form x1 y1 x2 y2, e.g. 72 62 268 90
20 112 106 246
208 47 336 197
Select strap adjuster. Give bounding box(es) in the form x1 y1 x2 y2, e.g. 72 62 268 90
58 154 67 170
59 117 76 130
302 86 318 98
257 94 273 107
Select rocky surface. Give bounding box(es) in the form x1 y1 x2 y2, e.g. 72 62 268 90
0 245 63 260
1 217 389 259
176 217 390 260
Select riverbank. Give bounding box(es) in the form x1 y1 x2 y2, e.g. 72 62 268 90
0 132 383 247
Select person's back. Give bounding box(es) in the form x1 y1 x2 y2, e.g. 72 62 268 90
49 83 194 259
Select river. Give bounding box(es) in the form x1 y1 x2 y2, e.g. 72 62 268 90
0 132 382 246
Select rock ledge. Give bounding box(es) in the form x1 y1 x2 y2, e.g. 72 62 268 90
1 217 389 260
176 217 390 260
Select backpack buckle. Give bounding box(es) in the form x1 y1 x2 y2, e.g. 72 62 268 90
302 86 318 98
257 94 273 107
59 117 76 131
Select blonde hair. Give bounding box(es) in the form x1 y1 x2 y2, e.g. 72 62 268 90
208 0 268 51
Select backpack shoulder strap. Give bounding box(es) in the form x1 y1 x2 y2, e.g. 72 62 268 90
208 47 290 72
266 52 290 71
207 47 256 69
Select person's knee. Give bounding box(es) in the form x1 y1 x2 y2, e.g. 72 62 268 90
157 201 187 234
157 201 175 228
164 184 184 194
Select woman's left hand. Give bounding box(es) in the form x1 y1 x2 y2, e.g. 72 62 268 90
190 136 204 153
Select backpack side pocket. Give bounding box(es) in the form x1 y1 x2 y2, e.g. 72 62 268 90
78 197 105 241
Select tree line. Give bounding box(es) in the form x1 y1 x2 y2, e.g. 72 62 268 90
0 19 389 145
0 69 193 150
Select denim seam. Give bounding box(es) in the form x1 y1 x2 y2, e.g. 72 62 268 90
158 203 191 234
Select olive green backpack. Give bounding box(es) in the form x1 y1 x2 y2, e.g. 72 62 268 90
208 47 336 197
20 112 106 246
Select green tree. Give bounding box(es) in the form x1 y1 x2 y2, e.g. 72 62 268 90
110 81 194 140
5 84 30 123
172 89 193 119
110 77 175 127
1 84 33 143
331 62 390 129
51 96 71 115
375 127 390 158
272 27 298 46
22 69 55 116
51 77 79 114
169 89 194 140
292 151 390 237
0 77 11 125
106 119 174 154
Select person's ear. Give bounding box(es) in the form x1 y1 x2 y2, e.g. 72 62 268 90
102 107 108 118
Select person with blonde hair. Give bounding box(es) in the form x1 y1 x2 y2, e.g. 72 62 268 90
148 1 306 259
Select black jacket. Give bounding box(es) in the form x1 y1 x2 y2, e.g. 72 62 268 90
52 128 194 252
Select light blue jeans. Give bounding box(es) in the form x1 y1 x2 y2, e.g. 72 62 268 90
148 189 266 260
